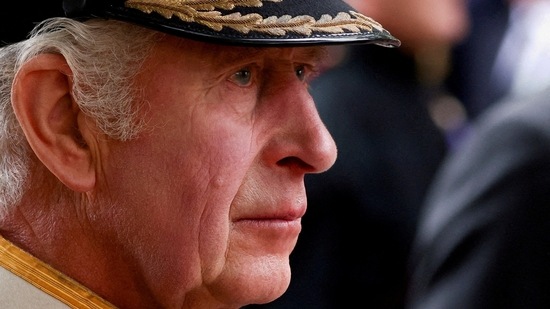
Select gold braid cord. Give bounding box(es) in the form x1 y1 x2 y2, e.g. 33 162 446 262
125 0 386 36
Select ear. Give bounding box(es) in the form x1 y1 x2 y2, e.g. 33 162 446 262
11 54 95 192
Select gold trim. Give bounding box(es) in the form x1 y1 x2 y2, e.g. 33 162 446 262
0 235 116 309
125 0 386 36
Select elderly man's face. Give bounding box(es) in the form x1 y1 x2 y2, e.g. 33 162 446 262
95 36 337 307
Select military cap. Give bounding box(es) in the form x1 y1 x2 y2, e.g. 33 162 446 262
2 0 400 47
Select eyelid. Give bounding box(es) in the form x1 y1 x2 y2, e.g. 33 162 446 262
228 64 260 87
297 63 321 83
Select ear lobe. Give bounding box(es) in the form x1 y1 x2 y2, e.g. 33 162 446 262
12 54 96 192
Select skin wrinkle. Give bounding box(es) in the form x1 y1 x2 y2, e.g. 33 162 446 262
0 16 341 307
192 45 322 300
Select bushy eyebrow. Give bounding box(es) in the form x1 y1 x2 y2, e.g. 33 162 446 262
214 47 265 65
208 46 329 66
298 46 329 64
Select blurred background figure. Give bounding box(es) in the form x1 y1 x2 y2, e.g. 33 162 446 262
445 0 510 121
406 0 550 308
406 81 550 309
245 0 469 308
447 0 550 121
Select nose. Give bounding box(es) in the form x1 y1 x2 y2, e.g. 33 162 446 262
261 84 337 174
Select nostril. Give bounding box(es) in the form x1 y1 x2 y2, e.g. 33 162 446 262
277 156 314 172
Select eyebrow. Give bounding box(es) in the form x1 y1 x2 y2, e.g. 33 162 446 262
208 45 329 66
299 46 329 64
216 47 265 64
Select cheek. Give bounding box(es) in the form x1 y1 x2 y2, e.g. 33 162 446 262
131 121 256 238
101 135 254 285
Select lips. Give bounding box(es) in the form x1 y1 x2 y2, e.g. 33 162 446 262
230 170 308 240
231 197 305 246
233 195 307 223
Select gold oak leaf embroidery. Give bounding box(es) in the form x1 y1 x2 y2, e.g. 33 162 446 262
125 0 386 35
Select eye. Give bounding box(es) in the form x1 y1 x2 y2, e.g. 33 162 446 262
229 67 253 86
295 64 317 82
295 65 306 81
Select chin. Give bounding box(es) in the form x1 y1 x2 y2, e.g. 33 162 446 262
210 256 292 306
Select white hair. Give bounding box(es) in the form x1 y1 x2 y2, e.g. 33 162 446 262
0 18 161 214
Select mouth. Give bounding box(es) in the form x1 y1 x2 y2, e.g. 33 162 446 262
232 204 306 239
232 216 303 255
234 199 306 223
235 216 302 227
228 192 307 254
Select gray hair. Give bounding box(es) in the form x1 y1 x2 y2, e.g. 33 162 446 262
0 18 161 213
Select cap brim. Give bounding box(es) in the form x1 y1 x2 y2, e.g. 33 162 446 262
64 0 400 47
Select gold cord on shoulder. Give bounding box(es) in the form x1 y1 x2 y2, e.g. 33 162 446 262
0 235 116 309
